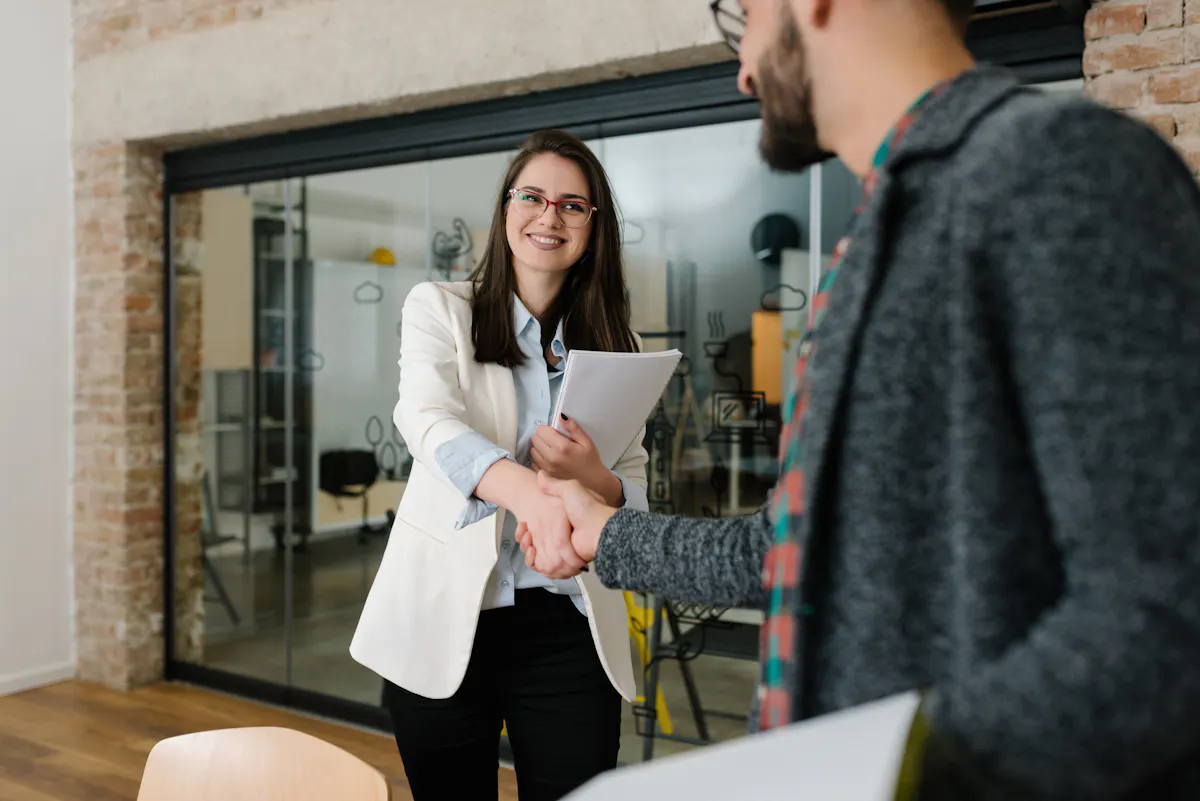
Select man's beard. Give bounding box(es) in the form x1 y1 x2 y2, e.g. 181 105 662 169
756 10 834 172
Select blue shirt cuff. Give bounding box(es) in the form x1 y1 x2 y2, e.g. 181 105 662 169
433 431 512 529
615 471 649 512
456 496 501 529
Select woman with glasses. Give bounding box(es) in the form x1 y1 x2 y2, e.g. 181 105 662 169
351 129 648 801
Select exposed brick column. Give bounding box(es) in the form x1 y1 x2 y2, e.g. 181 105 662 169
1085 0 1200 175
172 193 206 665
73 144 204 688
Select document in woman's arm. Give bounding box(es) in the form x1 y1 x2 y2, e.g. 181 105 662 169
551 348 683 468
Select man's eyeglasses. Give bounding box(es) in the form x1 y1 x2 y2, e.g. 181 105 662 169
710 0 745 54
507 189 597 228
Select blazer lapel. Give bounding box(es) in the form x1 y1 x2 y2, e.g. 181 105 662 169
489 363 519 457
798 67 1023 547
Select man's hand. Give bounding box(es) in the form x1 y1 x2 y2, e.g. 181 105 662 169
517 471 618 572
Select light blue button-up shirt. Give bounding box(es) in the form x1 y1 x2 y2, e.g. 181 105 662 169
433 295 649 615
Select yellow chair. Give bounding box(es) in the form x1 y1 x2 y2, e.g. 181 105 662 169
500 593 673 739
136 727 391 801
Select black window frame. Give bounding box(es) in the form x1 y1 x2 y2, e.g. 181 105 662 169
163 15 1084 194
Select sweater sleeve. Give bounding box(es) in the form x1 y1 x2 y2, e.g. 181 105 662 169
593 504 773 608
913 99 1200 801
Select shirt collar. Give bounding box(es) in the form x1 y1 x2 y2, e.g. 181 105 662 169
513 294 536 337
512 295 567 367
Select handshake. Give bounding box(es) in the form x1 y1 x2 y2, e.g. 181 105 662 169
514 471 619 580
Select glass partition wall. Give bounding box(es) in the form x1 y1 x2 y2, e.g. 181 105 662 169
168 120 859 763
169 71 1087 771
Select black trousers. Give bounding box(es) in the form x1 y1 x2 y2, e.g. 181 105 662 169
383 589 622 801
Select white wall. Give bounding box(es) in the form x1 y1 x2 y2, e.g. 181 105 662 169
0 0 76 694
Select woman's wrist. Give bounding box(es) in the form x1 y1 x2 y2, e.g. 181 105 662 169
600 470 625 507
509 470 547 520
582 466 624 508
476 458 541 518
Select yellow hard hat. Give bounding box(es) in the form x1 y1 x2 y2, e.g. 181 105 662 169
369 247 396 266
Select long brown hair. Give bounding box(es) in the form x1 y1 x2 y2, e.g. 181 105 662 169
469 129 638 367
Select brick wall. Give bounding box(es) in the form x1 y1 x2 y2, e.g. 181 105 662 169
172 193 206 666
73 142 168 689
70 0 721 688
1085 0 1200 174
72 143 205 687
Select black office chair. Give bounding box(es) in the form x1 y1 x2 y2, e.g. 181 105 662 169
318 449 388 543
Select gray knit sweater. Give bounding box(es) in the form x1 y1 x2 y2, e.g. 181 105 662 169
595 66 1200 801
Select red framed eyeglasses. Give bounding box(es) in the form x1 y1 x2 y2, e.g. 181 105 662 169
507 188 597 229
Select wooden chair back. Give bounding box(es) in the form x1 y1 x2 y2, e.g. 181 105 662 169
136 726 391 801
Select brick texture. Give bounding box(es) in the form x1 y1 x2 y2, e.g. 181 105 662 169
172 193 206 666
72 138 205 686
73 141 168 689
1083 30 1184 76
1084 0 1200 177
1147 0 1184 29
1086 5 1147 39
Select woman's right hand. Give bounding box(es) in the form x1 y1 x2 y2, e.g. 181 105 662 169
473 458 587 577
514 489 588 578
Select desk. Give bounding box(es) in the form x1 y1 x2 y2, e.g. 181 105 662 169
315 479 406 532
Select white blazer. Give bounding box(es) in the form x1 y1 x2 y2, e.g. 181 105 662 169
350 281 647 702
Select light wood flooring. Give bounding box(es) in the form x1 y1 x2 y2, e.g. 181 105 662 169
0 680 519 800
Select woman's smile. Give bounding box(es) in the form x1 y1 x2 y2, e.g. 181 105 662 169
527 232 567 250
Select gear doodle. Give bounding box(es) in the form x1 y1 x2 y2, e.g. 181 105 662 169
431 218 474 280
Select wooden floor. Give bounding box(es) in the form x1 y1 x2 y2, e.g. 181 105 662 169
0 680 519 800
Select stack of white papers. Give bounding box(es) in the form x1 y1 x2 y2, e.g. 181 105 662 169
551 348 683 468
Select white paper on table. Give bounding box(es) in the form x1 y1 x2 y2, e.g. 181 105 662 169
564 690 922 801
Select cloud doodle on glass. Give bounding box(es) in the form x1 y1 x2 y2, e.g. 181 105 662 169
297 349 325 372
354 281 384 304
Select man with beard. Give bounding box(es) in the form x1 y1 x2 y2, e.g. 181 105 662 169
519 0 1200 798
